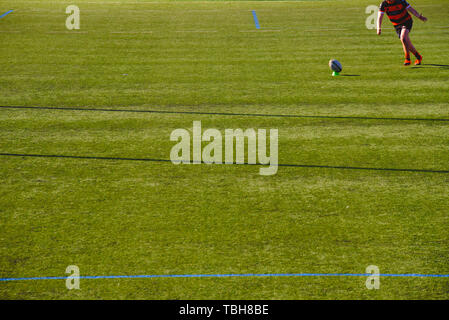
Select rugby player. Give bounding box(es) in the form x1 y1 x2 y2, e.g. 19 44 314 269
377 0 428 65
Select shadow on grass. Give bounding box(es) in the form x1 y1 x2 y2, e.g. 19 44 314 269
412 63 449 70
340 74 361 77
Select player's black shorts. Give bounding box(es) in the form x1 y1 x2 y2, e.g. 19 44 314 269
395 19 413 38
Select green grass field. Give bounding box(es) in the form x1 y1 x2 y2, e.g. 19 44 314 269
0 0 448 299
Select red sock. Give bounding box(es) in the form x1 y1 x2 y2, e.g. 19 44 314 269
405 53 411 60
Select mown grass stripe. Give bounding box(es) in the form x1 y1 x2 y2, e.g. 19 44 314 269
1 106 448 122
1 153 448 174
1 272 448 282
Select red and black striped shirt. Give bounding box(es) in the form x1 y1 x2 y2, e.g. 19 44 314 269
379 0 412 26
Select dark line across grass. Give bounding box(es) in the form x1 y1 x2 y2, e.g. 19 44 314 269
1 105 449 122
1 153 448 174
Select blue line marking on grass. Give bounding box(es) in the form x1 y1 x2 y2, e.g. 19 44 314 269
1 273 448 282
252 10 260 29
0 10 13 19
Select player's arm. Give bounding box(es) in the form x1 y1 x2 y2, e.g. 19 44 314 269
377 10 385 35
407 5 427 22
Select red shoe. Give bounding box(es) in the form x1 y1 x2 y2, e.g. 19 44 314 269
414 55 423 65
404 59 411 66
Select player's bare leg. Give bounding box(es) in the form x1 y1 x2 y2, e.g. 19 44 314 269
400 28 411 65
401 28 422 65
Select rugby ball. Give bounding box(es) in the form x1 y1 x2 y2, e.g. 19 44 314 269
329 59 342 73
